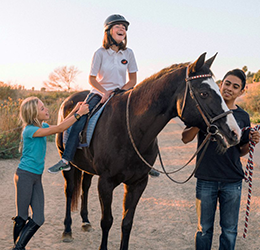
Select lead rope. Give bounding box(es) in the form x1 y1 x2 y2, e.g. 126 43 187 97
242 125 260 238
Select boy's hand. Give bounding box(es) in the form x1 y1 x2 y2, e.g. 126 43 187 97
250 130 260 144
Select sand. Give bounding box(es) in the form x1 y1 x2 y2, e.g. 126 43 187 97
1 118 260 250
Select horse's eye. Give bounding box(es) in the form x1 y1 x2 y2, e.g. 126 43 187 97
200 92 208 99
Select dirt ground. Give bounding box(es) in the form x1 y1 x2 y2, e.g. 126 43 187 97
1 118 260 250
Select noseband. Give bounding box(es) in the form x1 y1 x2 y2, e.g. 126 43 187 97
181 67 233 135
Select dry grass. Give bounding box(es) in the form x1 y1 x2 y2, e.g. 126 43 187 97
0 84 72 158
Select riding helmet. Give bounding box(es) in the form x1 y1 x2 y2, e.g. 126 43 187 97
104 14 130 31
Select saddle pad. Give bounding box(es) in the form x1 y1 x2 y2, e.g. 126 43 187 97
85 102 106 146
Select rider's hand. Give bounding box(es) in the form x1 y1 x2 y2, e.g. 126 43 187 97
101 90 113 103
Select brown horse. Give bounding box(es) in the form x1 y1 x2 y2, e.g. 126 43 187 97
56 53 241 250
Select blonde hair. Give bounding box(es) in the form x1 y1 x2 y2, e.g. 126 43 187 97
20 96 42 127
19 96 42 152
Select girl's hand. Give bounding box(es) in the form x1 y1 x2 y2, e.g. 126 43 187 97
73 102 84 112
101 90 113 103
250 130 260 144
77 103 89 116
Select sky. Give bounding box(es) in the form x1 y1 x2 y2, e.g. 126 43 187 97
1 0 260 90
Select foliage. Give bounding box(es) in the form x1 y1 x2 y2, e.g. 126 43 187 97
43 66 81 91
0 82 22 100
237 82 260 124
240 84 260 113
216 80 221 86
0 86 72 159
245 71 254 83
250 112 260 124
0 98 22 159
253 70 260 82
242 66 248 73
247 71 254 78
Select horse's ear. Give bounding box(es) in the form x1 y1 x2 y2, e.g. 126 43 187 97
189 52 207 73
204 52 218 69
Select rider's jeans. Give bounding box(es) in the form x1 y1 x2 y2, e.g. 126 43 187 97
62 93 101 162
195 179 242 250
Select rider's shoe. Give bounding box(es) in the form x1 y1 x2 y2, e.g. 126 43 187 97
48 160 71 174
149 169 160 177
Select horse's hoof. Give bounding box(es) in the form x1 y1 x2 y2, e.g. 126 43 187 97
82 222 92 232
62 231 74 242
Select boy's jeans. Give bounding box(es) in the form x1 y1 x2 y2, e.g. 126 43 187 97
195 179 242 250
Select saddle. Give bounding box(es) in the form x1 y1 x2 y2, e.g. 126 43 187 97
63 88 127 148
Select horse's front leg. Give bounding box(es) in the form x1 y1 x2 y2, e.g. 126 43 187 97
62 165 75 242
120 175 148 250
98 175 117 250
81 172 93 231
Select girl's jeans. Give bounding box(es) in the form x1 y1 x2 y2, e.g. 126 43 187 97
62 93 101 162
195 179 242 250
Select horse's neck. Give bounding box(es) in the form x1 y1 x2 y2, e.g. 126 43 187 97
129 74 182 151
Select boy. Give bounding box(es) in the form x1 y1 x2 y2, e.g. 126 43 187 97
182 69 260 250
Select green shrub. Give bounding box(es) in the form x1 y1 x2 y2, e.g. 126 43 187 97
0 89 72 159
0 82 22 100
240 84 260 113
0 98 22 159
0 128 22 159
250 112 260 124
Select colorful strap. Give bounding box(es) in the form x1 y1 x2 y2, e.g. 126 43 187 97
242 125 260 238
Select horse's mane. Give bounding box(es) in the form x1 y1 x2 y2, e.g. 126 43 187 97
140 62 189 85
130 62 190 106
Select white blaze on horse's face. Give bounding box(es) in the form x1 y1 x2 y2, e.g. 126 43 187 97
203 78 241 144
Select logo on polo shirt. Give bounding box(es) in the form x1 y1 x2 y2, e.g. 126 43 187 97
121 59 128 65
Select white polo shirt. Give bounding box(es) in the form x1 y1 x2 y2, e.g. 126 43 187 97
89 47 138 95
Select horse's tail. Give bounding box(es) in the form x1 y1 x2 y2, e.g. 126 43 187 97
56 104 65 156
57 103 65 124
71 167 83 211
56 91 90 211
56 105 82 211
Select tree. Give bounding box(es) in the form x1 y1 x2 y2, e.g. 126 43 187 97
216 80 221 86
246 71 254 83
242 66 248 73
253 70 260 83
43 66 81 91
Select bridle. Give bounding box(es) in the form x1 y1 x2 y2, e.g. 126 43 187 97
181 67 233 135
126 66 233 184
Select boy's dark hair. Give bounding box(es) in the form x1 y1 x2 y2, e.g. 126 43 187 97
222 69 246 90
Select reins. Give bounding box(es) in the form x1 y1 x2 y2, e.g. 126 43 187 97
157 133 212 184
126 66 233 183
126 89 212 184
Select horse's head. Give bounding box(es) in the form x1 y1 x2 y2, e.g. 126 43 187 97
178 53 241 151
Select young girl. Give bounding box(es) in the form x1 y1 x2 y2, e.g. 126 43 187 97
48 14 138 173
12 96 89 249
